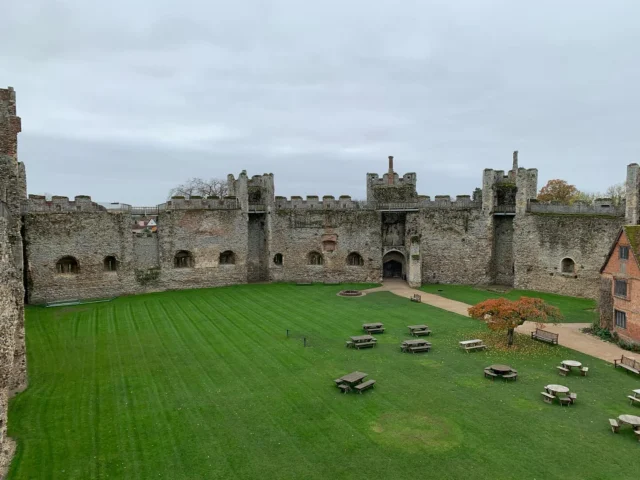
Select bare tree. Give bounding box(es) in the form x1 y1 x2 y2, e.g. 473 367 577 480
168 178 229 199
605 183 625 206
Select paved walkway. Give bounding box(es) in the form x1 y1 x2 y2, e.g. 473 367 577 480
363 280 629 364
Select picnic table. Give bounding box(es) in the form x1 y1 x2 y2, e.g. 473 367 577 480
401 339 431 353
546 384 570 394
348 335 377 349
618 414 640 427
562 360 582 369
407 325 431 336
484 364 517 381
459 339 487 352
362 323 385 334
627 389 640 406
334 371 376 394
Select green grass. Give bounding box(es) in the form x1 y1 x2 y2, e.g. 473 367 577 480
420 284 597 323
8 283 639 480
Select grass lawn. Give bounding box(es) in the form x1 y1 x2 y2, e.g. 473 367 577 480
420 284 597 324
8 283 639 479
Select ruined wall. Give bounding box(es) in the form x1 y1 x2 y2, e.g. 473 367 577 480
247 214 268 282
26 207 250 303
419 208 493 286
513 213 624 299
269 209 382 284
492 216 515 286
0 86 26 476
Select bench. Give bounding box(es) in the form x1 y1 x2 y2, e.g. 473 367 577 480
628 395 640 406
354 341 376 349
541 392 556 404
334 378 344 386
338 384 350 393
410 294 422 303
484 369 498 380
558 396 572 407
354 379 376 394
365 328 385 334
635 429 640 442
569 392 577 404
580 367 589 376
409 345 431 353
609 418 620 433
614 355 640 375
413 329 431 337
557 366 569 376
531 328 559 345
465 344 487 352
345 341 354 348
502 372 517 382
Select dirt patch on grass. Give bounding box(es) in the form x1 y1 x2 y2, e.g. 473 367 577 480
369 412 462 453
467 329 557 356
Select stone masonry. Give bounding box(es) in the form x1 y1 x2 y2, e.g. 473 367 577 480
0 87 26 477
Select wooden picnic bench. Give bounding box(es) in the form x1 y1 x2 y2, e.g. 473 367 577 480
541 391 556 404
354 341 376 349
362 323 385 334
408 345 431 353
410 294 422 303
531 328 558 345
354 379 376 394
635 429 640 442
502 372 517 382
614 355 640 375
413 329 431 337
569 392 577 404
557 365 569 376
459 339 487 352
581 367 589 376
628 395 640 406
484 369 498 380
609 418 620 433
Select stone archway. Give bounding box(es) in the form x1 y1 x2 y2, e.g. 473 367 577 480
382 251 406 279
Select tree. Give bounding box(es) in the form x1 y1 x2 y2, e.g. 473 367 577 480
468 297 563 346
537 179 578 204
605 183 625 206
168 178 228 199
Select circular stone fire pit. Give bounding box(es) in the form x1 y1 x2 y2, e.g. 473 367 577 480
338 290 364 297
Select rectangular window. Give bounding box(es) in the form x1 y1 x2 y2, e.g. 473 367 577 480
614 279 628 297
615 310 627 329
620 246 629 260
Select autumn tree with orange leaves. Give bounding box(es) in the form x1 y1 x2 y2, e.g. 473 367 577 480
468 297 563 346
537 179 579 204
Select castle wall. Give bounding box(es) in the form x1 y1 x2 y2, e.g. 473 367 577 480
0 86 26 477
268 209 382 284
133 234 160 269
247 214 268 282
513 213 624 299
419 208 493 286
492 216 515 286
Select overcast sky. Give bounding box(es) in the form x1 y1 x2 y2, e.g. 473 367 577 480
3 1 639 205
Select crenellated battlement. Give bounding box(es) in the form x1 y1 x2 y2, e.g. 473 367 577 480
161 196 240 210
26 194 108 213
527 198 625 216
273 194 480 210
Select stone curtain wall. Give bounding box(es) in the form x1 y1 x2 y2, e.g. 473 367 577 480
26 208 250 303
268 209 382 284
512 214 624 299
419 208 493 286
0 87 26 477
492 216 515 286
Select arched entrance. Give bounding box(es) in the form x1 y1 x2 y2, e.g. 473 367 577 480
382 251 406 279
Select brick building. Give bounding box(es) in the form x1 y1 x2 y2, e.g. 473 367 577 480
600 226 640 343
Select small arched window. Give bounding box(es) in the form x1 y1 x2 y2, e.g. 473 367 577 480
561 258 575 274
104 256 117 272
308 251 324 266
56 256 79 274
220 250 236 265
347 252 364 266
273 253 283 266
174 250 194 268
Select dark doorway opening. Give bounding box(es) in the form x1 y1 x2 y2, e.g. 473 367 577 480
383 260 403 278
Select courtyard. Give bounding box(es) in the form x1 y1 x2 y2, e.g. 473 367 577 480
7 283 640 479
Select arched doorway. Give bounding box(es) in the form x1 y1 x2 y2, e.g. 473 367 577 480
382 251 406 279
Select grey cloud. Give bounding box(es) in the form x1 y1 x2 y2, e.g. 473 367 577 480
2 0 639 205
